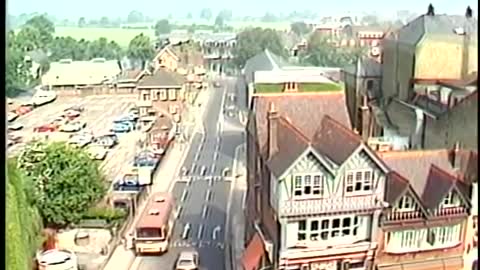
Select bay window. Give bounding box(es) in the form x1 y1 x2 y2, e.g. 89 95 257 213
297 216 360 242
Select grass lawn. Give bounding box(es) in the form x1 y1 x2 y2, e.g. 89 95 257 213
54 27 156 47
255 83 343 94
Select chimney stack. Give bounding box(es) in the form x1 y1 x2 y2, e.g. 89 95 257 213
267 102 279 158
427 4 435 16
466 6 473 18
452 141 462 170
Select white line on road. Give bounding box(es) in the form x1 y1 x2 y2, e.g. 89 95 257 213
176 206 182 219
191 164 196 174
181 190 188 202
211 164 215 174
205 189 212 201
212 225 221 240
197 224 203 239
182 223 191 239
194 152 200 161
213 151 219 161
202 205 208 219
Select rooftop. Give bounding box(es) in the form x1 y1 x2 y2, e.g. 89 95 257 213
254 82 342 94
137 68 185 89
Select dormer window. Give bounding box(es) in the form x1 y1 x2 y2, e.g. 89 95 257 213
293 174 326 198
345 170 373 195
441 191 460 208
397 195 415 211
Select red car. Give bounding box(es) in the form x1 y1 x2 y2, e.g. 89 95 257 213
15 105 33 116
34 124 58 133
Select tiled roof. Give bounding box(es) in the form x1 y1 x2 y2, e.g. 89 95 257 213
118 69 143 81
378 150 469 210
385 171 410 204
267 116 309 177
456 150 478 182
137 68 185 88
252 92 351 155
396 14 478 45
312 115 362 165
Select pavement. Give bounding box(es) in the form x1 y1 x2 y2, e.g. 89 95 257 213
103 88 211 270
131 76 244 270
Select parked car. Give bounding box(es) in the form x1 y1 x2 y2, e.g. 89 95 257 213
64 105 84 112
175 251 199 270
59 121 87 132
32 90 57 106
34 124 58 133
111 122 132 133
92 135 117 149
15 105 33 116
68 132 93 148
87 145 108 160
64 109 81 119
134 150 160 167
7 112 18 122
112 173 142 192
8 123 24 131
115 114 137 123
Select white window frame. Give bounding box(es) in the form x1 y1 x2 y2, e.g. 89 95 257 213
142 92 150 101
345 169 373 195
296 216 360 242
151 90 159 101
160 89 167 101
441 191 460 208
168 89 177 101
397 195 415 211
292 174 326 198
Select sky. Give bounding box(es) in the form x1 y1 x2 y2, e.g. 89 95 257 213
7 0 478 20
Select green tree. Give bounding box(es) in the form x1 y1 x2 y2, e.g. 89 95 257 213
214 14 224 28
200 8 212 20
291 21 311 36
23 15 55 49
154 19 172 36
299 33 365 68
127 33 155 65
17 141 107 227
87 38 123 59
100 16 110 27
78 17 86 27
7 159 43 270
232 27 287 68
127 10 144 24
16 25 43 51
6 31 32 97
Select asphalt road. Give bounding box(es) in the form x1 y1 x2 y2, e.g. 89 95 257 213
135 76 244 270
8 95 141 181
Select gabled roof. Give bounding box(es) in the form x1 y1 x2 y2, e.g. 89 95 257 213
385 171 410 204
379 150 471 212
252 92 351 157
153 45 179 61
396 14 478 45
137 68 185 89
312 115 362 165
266 116 309 178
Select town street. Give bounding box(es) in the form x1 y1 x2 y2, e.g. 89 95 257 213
133 76 244 270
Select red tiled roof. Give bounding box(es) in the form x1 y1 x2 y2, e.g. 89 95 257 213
253 92 351 156
242 233 265 270
312 115 362 164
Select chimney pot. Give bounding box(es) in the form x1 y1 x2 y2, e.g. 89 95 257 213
427 4 435 16
466 6 473 18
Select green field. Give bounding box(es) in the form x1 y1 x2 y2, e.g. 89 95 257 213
53 20 291 47
54 27 156 47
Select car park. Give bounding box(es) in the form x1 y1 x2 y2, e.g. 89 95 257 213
64 105 84 112
64 109 81 120
86 145 109 160
15 104 33 116
8 123 24 131
59 121 87 132
111 122 132 133
92 134 118 149
34 124 58 133
68 132 93 148
32 90 57 106
175 251 199 270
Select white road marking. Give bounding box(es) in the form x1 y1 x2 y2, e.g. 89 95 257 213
205 189 212 201
200 165 207 176
182 223 191 239
197 224 203 239
213 151 219 161
176 206 182 219
212 226 221 240
202 205 208 219
181 190 188 202
211 164 215 174
191 164 196 174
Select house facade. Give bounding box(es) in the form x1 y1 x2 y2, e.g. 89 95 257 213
153 45 180 72
375 149 472 270
342 57 383 140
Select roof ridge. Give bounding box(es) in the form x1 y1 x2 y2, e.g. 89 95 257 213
378 149 449 158
278 116 310 144
429 164 458 182
323 115 362 142
389 170 410 184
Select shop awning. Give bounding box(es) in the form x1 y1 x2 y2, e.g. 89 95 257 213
242 233 265 270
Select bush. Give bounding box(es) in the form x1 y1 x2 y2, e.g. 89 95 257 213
83 207 127 223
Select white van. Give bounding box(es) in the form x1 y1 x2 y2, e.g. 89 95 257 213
32 90 57 106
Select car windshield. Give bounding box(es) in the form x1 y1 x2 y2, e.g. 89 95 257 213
178 259 194 266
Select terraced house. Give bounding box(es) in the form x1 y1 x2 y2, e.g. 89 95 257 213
375 149 473 270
